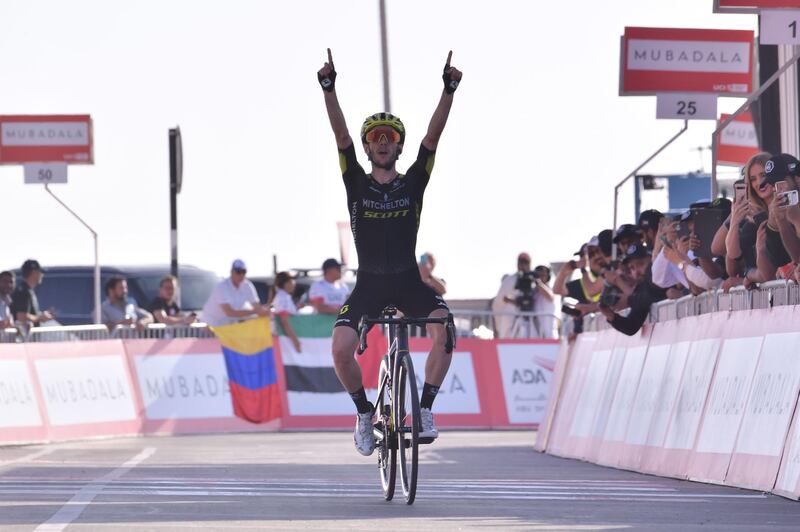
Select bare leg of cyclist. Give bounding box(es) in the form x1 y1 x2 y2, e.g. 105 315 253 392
333 326 375 456
419 309 449 439
332 326 373 413
423 309 451 387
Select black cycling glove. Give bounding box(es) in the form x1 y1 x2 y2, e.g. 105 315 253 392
318 67 337 92
442 64 459 94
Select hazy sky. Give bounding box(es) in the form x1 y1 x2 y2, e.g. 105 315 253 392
0 1 757 298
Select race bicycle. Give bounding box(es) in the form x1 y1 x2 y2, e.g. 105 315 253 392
357 307 456 505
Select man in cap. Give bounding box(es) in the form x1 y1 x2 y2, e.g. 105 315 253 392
599 244 667 336
309 258 351 315
638 209 663 249
760 153 800 271
612 224 644 257
201 259 270 327
11 259 54 328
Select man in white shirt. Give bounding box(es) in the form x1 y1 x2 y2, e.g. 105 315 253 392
309 258 350 314
201 259 271 326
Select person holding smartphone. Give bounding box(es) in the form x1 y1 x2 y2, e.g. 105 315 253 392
760 153 800 273
418 252 447 296
149 275 198 326
724 153 773 288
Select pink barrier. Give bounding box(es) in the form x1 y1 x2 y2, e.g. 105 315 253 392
543 305 800 501
730 305 800 493
1 333 559 444
124 339 278 435
642 313 725 479
540 333 596 457
27 340 141 442
533 341 571 452
0 343 48 445
595 327 653 468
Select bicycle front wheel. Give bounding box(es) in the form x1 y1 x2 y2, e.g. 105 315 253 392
395 352 419 505
376 359 396 501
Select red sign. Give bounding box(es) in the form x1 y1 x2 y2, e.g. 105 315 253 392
716 0 800 9
0 115 93 164
620 27 755 95
716 112 760 167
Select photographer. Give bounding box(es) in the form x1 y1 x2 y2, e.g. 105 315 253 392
502 257 541 338
492 253 532 338
598 243 667 336
532 265 557 339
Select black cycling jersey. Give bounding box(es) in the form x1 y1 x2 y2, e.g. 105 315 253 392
339 142 435 274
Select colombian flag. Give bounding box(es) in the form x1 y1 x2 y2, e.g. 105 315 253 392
210 317 281 423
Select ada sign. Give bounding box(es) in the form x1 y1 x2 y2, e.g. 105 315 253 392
496 343 559 425
24 163 68 184
621 27 754 95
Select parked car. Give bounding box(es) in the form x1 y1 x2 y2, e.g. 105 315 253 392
13 265 220 326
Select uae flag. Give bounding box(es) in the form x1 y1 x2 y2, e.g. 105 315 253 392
275 314 381 416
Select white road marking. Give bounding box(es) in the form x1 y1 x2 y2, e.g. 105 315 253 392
0 447 58 468
33 447 156 532
0 476 766 504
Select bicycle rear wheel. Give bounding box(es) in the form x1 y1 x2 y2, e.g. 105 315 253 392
376 359 396 501
395 352 419 505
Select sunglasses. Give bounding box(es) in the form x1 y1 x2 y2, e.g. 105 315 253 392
365 127 401 144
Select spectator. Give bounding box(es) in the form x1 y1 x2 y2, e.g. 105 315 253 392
532 265 558 339
11 259 54 328
101 277 153 330
201 259 270 327
761 153 800 279
269 271 302 352
724 152 773 289
554 235 609 337
554 238 607 310
612 224 644 257
309 258 351 314
0 271 15 329
148 275 197 325
599 243 667 336
638 209 664 249
491 252 531 338
418 252 447 296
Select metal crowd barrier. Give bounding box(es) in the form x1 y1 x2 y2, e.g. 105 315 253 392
0 311 561 344
584 280 799 333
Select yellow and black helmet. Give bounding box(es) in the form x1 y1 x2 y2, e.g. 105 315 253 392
360 112 405 144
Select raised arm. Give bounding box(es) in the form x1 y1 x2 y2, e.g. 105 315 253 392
318 48 353 150
422 51 462 152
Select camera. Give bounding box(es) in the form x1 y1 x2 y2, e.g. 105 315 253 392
513 271 539 311
598 282 623 309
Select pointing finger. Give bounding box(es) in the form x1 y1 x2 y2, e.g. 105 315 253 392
446 50 452 67
327 48 333 64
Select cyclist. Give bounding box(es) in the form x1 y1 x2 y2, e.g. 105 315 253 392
317 48 462 456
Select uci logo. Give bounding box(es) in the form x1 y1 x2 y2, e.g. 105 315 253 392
765 160 775 174
339 304 349 315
